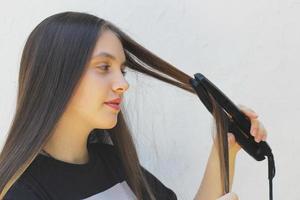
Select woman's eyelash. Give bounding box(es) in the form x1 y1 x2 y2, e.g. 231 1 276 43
97 64 110 71
121 69 127 75
97 64 127 75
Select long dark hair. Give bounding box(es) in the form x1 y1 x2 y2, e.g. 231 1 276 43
0 11 230 199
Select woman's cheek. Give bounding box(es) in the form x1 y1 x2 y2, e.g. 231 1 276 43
88 70 112 107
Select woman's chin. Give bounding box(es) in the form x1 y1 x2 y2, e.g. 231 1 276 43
96 119 118 129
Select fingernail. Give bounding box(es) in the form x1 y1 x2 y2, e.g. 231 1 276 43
250 128 255 136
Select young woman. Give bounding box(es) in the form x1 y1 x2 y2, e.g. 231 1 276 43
0 11 268 200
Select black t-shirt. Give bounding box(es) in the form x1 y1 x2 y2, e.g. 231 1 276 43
4 142 177 200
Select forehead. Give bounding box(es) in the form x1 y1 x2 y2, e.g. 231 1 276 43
91 30 126 61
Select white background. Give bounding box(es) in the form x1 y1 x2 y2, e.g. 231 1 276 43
0 0 298 199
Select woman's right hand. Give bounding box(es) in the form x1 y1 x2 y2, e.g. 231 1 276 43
216 192 239 200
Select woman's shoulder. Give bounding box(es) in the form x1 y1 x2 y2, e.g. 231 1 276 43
3 169 51 200
140 165 177 200
90 142 177 199
3 179 40 200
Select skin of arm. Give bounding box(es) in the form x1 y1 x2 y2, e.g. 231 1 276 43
193 142 238 200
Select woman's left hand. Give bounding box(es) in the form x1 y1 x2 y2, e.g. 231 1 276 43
228 104 268 155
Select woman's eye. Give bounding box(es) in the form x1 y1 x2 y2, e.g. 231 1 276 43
97 64 110 71
97 64 127 76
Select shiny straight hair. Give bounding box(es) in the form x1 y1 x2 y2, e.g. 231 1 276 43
0 11 230 199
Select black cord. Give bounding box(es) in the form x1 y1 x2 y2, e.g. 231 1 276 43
269 178 273 200
267 154 275 200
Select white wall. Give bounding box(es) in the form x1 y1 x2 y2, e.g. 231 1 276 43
0 0 298 199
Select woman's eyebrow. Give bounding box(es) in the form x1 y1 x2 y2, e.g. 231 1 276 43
92 52 126 66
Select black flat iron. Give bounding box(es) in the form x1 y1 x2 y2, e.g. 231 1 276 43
189 73 275 200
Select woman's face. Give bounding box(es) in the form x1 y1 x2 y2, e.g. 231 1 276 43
66 29 129 129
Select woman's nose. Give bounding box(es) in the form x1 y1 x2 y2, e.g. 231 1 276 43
112 76 129 94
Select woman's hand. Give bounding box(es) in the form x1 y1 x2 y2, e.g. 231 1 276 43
216 192 239 200
227 104 268 155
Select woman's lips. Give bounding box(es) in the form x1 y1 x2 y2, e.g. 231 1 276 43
104 103 120 110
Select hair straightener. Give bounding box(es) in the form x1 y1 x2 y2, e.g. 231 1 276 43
189 73 275 200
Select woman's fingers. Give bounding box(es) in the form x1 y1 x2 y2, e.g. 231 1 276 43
250 118 259 137
237 104 268 143
228 132 236 145
238 104 259 118
258 122 268 142
227 132 241 153
216 192 239 200
249 118 268 142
